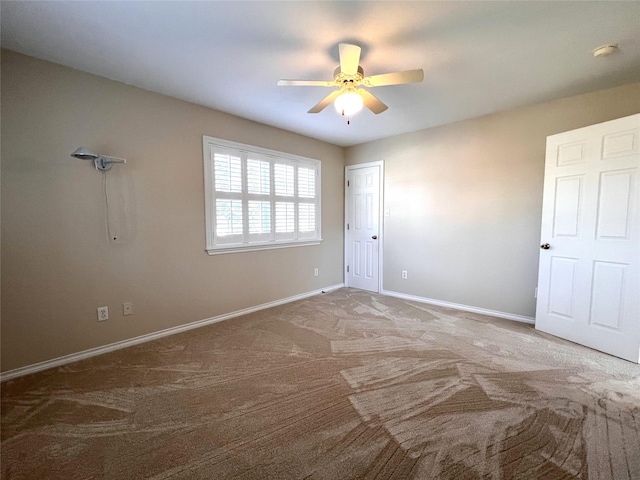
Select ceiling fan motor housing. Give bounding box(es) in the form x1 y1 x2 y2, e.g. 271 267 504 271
334 65 365 87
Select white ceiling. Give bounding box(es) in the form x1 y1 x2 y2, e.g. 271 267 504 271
2 1 640 147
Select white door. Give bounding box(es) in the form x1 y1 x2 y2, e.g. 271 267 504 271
536 114 640 363
345 163 382 292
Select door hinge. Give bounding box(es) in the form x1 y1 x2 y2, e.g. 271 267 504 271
347 265 349 273
347 180 350 187
347 223 350 230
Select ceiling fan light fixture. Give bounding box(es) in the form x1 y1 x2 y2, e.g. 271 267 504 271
334 90 363 116
278 43 421 116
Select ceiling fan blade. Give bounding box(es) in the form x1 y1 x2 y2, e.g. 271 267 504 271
339 43 361 75
364 69 424 87
308 90 342 113
359 89 388 114
277 79 335 87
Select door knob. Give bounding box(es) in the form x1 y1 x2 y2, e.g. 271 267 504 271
540 243 550 250
372 235 378 240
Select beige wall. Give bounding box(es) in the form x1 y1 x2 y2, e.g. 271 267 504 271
1 50 345 372
346 82 640 318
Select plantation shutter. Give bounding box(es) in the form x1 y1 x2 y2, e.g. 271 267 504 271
204 137 321 254
213 150 243 245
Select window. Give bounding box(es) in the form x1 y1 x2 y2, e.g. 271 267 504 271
203 136 321 254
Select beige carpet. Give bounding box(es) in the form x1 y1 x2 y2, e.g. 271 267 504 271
2 288 639 479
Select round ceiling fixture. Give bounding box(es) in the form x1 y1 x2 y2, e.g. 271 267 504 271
592 44 619 57
334 90 363 117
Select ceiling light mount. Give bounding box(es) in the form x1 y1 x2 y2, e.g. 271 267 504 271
333 65 365 87
592 44 619 58
71 147 127 171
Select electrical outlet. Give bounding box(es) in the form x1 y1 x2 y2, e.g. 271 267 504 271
314 268 319 277
123 302 133 316
401 270 408 279
97 306 109 321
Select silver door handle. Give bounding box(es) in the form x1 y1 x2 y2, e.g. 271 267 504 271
372 235 378 240
540 243 550 250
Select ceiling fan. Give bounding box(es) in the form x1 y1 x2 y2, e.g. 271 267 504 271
277 43 424 118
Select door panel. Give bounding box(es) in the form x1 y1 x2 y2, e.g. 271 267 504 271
553 176 583 237
352 242 360 276
602 129 638 159
589 261 626 330
346 164 381 292
596 170 634 239
536 114 640 363
547 257 578 319
557 140 587 166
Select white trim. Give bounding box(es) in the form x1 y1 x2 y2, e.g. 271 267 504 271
1 284 345 382
207 239 322 255
381 289 535 324
344 161 385 293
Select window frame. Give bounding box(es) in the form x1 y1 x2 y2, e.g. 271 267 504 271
203 136 322 255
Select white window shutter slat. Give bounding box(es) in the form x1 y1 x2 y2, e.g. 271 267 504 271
275 202 295 233
214 153 242 193
247 159 270 195
248 201 271 234
298 203 315 232
215 199 243 236
274 164 294 197
298 167 315 198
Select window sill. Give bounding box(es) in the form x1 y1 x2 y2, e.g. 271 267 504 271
206 239 323 255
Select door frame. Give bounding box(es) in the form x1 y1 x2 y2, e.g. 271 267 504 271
344 161 385 293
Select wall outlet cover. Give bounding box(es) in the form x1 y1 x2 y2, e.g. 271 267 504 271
97 306 109 321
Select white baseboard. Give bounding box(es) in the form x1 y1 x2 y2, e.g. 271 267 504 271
1 283 345 382
381 289 535 325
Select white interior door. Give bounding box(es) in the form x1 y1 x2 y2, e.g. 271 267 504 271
345 163 382 292
536 114 640 363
